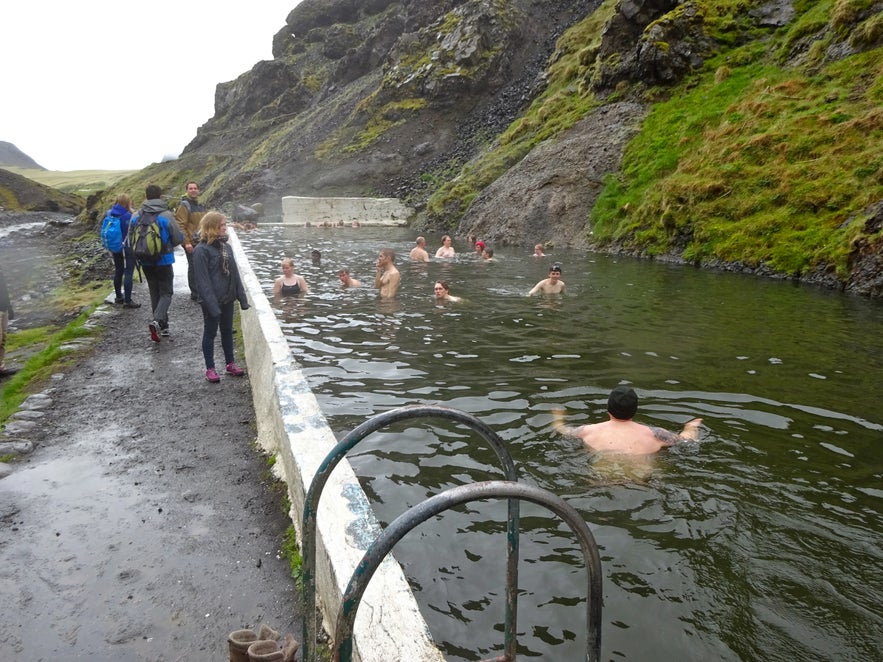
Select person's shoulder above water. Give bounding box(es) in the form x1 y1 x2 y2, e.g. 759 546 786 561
528 263 564 295
552 385 703 455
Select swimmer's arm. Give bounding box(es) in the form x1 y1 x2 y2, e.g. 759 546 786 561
651 418 703 446
650 427 681 447
552 408 581 437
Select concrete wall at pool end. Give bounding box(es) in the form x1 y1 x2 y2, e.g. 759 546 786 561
228 230 445 662
281 196 414 227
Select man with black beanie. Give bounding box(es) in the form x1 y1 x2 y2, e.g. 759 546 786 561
552 385 702 454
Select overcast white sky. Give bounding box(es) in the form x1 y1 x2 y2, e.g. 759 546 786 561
0 1 298 171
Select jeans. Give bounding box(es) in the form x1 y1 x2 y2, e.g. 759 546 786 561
185 250 197 297
141 264 174 328
201 300 235 370
111 247 136 301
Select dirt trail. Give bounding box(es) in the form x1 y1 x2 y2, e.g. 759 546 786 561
0 219 302 660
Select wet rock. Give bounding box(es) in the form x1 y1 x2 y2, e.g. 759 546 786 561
0 463 12 479
1 420 39 436
9 409 45 421
0 440 35 456
21 392 53 409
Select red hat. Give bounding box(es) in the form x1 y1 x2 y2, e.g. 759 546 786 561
475 240 485 249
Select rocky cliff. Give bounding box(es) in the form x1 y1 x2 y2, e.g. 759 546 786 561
95 0 882 295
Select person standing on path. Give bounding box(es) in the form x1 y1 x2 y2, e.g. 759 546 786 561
132 184 184 342
193 211 250 383
105 193 140 308
174 181 207 301
0 266 17 377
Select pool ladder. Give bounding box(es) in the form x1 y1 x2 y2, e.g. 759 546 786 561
300 404 602 662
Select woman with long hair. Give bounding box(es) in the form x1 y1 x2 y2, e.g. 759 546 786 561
192 212 250 383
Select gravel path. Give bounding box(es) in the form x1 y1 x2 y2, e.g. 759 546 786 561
0 217 302 660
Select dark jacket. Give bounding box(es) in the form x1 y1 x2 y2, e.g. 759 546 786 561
193 239 249 318
129 199 184 267
0 267 13 318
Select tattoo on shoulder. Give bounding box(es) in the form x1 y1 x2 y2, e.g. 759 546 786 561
651 427 680 446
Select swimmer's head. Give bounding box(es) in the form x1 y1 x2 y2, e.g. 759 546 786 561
607 386 638 420
549 264 562 274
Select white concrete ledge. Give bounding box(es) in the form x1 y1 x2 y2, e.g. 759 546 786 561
229 230 444 662
281 195 414 227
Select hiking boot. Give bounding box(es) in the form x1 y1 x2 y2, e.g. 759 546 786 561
123 301 141 309
226 362 245 377
205 368 221 383
160 327 171 337
114 295 125 304
148 321 161 343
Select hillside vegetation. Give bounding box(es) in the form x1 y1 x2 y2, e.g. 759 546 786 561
590 6 882 280
3 167 136 200
59 0 883 294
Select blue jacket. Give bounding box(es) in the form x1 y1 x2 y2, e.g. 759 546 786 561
131 199 184 267
107 203 133 240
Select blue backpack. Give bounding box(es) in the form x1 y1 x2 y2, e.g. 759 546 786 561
101 214 124 252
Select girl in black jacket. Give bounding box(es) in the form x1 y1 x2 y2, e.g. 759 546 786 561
192 212 250 383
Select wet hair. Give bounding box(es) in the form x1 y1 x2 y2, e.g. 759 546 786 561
198 211 227 244
484 248 494 258
549 263 562 273
434 280 450 293
281 257 294 269
145 184 162 199
379 247 395 262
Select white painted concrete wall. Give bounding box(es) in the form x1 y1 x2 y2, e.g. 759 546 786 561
281 196 414 227
228 230 444 662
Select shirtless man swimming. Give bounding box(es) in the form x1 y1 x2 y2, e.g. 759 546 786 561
375 248 401 298
528 264 565 295
553 386 702 455
409 236 430 262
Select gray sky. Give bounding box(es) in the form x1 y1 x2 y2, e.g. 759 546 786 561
0 1 297 171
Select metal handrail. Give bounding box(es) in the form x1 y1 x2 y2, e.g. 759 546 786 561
301 404 521 662
334 480 603 662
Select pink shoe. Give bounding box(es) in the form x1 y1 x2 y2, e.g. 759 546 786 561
205 368 220 383
225 362 245 377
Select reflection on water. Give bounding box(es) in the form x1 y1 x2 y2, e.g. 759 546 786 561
240 226 883 661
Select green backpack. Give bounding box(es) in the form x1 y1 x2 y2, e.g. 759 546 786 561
130 211 164 262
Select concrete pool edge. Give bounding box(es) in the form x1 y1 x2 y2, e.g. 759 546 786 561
230 232 445 662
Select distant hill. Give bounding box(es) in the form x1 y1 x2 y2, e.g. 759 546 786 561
0 141 45 170
0 168 83 213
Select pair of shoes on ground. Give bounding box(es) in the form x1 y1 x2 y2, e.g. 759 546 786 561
115 295 141 308
205 362 245 382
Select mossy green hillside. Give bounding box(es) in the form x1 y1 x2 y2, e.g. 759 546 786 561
591 45 882 276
